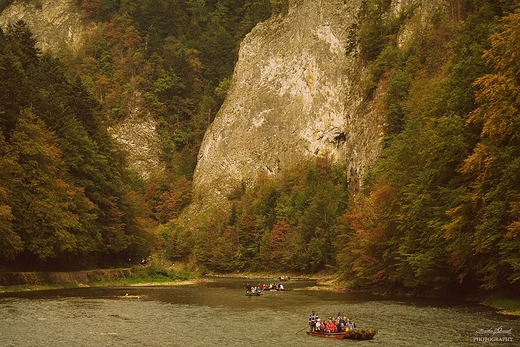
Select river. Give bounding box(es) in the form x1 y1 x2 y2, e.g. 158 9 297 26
0 277 518 346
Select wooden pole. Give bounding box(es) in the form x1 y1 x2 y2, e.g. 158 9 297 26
296 325 309 334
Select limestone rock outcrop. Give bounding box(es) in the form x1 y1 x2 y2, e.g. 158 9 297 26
0 0 95 53
191 0 384 210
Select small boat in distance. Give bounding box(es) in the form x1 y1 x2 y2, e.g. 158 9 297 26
245 290 262 296
245 283 262 296
306 329 377 340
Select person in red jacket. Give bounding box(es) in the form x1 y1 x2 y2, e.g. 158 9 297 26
325 318 336 333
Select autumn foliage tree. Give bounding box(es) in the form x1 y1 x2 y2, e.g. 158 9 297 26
0 133 23 260
0 22 153 270
335 2 520 296
337 182 399 288
162 156 349 274
450 9 520 290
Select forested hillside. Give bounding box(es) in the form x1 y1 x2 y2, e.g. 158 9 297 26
0 21 152 269
59 0 280 224
1 0 520 298
334 0 520 296
0 0 283 270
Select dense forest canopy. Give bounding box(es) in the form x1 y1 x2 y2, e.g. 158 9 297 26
0 0 286 269
0 21 153 269
333 0 520 296
1 0 520 298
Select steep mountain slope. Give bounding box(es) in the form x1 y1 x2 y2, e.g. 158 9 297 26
191 0 383 211
0 0 163 179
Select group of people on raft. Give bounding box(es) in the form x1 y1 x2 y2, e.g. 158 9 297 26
308 310 356 333
245 283 284 294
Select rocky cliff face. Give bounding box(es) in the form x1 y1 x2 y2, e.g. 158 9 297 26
190 0 449 213
191 0 382 210
0 0 94 52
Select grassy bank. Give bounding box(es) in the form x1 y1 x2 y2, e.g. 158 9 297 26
482 297 520 316
0 261 200 293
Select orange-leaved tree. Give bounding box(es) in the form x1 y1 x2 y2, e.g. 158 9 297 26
456 10 520 290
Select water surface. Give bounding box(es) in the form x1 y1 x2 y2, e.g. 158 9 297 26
0 277 518 346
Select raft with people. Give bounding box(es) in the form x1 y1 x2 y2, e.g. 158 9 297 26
262 282 284 291
305 310 376 340
244 283 262 296
306 329 377 340
245 282 284 295
245 290 262 296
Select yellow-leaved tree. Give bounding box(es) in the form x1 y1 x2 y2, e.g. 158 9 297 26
458 10 520 289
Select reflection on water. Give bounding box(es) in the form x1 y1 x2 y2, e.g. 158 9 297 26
0 277 518 346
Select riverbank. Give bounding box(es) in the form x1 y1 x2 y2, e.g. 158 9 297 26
0 268 332 293
480 297 520 316
2 268 518 318
0 268 132 287
0 262 200 294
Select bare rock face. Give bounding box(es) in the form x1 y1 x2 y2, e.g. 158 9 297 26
108 115 163 179
191 0 384 209
0 0 95 53
108 92 164 179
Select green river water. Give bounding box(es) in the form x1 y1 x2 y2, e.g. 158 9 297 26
0 277 518 346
